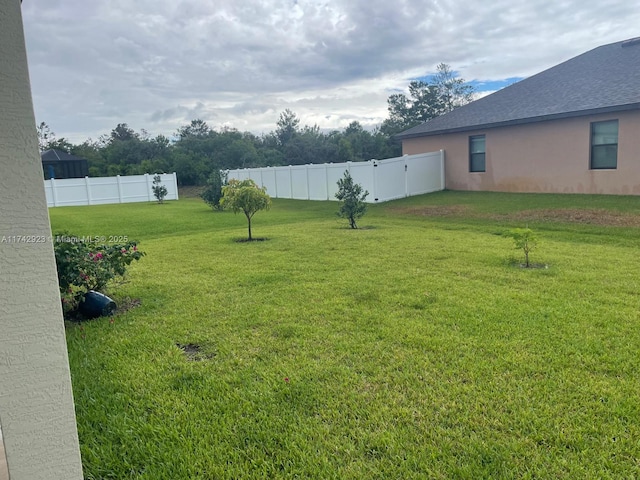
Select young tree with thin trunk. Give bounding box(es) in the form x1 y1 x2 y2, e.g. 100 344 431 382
336 170 368 229
221 179 271 240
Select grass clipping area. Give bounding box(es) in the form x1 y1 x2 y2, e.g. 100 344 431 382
51 192 640 479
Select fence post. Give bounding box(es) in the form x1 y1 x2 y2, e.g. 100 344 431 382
405 158 409 197
440 149 445 191
116 175 123 203
85 176 92 205
289 166 293 199
325 164 330 200
372 160 378 202
272 168 278 198
50 177 59 207
173 172 179 200
145 173 153 201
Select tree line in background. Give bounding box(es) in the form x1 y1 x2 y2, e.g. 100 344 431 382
38 64 474 186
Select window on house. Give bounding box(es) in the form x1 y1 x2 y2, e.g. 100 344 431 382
590 120 618 169
469 135 485 172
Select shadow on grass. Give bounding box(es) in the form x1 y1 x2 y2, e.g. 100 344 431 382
233 237 270 243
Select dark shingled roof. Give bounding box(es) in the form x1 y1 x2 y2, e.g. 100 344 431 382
41 149 86 162
396 37 640 139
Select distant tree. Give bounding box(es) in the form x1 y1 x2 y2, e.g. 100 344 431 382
381 63 475 135
152 174 168 204
432 63 475 113
200 170 228 210
36 121 54 151
221 179 271 241
36 121 72 152
47 138 74 152
336 170 368 229
109 123 138 142
275 109 300 146
177 119 211 139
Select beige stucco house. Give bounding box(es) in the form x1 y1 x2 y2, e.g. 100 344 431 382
397 38 640 195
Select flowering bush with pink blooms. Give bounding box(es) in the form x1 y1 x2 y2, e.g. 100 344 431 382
53 233 145 313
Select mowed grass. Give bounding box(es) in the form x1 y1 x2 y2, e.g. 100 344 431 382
50 192 640 479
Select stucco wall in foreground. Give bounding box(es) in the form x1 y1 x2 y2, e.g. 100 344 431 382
0 1 83 478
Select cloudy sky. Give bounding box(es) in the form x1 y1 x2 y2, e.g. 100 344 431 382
21 0 640 144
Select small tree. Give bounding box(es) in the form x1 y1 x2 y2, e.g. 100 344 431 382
221 179 271 240
200 169 228 210
336 170 368 229
152 174 168 204
509 228 538 267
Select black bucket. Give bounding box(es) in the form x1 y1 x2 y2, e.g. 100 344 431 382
80 291 117 318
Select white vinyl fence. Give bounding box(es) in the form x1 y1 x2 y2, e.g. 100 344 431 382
44 173 179 207
227 151 444 203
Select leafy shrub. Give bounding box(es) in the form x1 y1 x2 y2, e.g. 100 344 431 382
336 170 368 229
53 234 145 313
152 174 168 203
200 170 228 210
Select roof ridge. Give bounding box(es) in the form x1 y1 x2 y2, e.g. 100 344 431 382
396 37 640 139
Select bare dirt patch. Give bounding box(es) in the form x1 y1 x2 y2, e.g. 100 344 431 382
117 297 142 314
176 343 216 361
390 204 640 227
388 205 472 217
178 186 205 198
498 208 640 227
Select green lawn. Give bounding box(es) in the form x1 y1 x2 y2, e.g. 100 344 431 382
50 191 640 479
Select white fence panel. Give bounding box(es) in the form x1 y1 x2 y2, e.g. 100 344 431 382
89 176 120 205
45 173 179 207
307 164 328 200
260 168 278 197
349 162 375 200
406 151 445 196
274 167 292 198
326 163 348 200
290 166 309 200
374 156 407 202
227 151 444 203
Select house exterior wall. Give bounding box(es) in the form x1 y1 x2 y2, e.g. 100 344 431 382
0 2 83 479
402 110 640 195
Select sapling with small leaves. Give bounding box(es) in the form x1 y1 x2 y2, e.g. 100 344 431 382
152 174 168 204
509 227 538 268
336 170 368 229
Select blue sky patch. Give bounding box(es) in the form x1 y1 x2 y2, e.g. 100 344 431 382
412 74 523 93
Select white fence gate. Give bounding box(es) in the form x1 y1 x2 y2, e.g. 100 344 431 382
227 151 444 203
44 173 179 207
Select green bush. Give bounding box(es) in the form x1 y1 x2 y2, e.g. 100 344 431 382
152 174 168 203
336 170 368 229
200 170 228 210
53 234 145 313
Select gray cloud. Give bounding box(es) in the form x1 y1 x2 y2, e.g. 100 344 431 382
21 0 640 143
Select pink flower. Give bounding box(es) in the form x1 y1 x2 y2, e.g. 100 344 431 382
284 377 290 383
133 245 137 251
121 248 127 253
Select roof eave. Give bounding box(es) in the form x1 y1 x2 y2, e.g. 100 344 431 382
396 103 640 140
